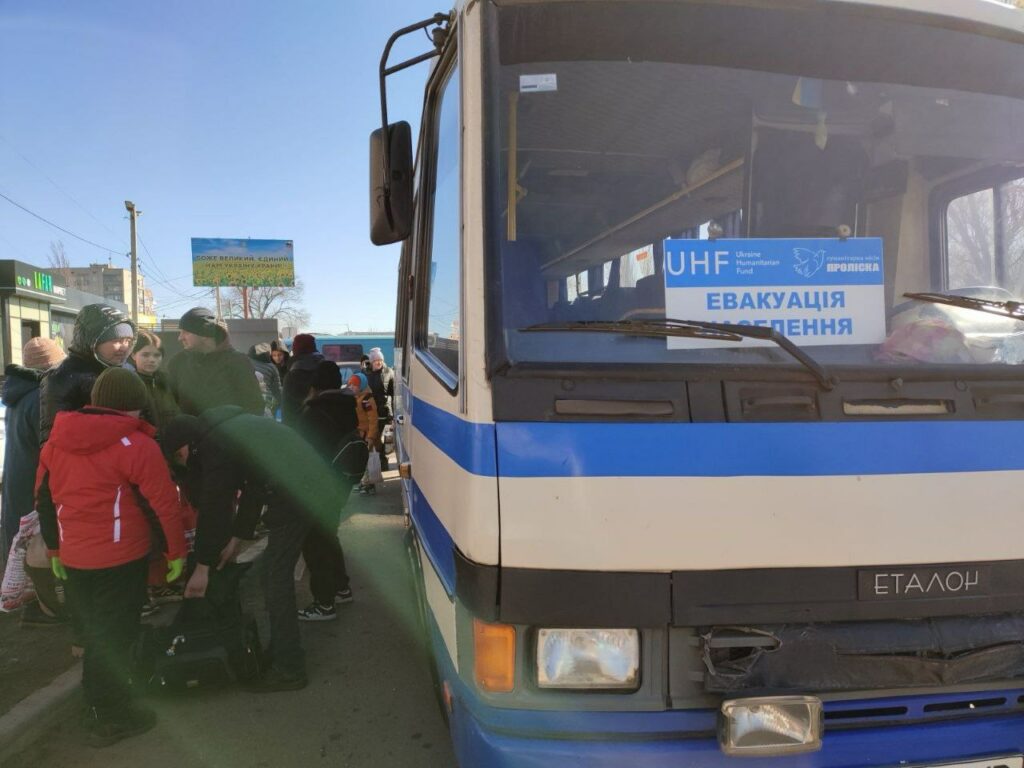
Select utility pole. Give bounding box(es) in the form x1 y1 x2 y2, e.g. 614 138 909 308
124 200 140 323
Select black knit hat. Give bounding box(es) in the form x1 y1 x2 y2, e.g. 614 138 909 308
179 307 227 342
91 368 149 412
312 360 342 391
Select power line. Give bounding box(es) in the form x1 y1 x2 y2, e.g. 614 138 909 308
138 264 206 299
136 231 175 284
0 189 124 255
0 133 129 250
138 260 195 296
137 261 207 307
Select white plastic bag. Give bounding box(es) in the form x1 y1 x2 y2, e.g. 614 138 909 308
366 450 383 488
25 530 48 569
2 512 40 612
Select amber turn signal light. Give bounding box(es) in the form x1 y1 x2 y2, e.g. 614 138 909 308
473 619 516 692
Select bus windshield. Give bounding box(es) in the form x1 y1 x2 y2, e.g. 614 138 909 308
488 2 1024 370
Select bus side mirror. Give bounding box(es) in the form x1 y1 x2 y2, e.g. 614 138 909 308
369 121 414 245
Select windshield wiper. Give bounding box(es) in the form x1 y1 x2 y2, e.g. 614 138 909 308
904 292 1024 322
520 318 836 390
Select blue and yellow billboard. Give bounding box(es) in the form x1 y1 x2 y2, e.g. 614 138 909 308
191 238 295 287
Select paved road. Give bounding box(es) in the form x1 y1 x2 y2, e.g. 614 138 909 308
7 478 456 768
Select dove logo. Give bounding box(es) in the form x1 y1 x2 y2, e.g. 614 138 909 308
793 248 825 278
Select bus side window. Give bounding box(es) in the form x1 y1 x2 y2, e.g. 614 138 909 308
944 177 1024 293
416 61 461 384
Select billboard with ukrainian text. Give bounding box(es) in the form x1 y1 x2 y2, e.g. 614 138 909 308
191 238 295 287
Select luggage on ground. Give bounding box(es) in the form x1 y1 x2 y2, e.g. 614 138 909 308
133 563 263 690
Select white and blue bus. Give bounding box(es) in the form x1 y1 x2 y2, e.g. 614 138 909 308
371 1 1024 764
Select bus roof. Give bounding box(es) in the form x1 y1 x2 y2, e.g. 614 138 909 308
486 0 1024 39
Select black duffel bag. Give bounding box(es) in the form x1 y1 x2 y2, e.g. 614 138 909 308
134 564 264 690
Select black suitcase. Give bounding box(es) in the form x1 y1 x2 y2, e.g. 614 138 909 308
135 597 264 690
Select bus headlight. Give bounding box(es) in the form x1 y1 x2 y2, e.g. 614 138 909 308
719 696 823 756
536 629 639 689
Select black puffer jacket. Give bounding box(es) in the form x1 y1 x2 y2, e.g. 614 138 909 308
367 365 395 420
178 405 347 566
39 304 135 442
295 389 358 457
280 352 324 426
1 365 45 553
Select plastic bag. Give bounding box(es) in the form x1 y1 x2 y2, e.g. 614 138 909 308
25 530 49 569
2 512 40 612
366 450 383 488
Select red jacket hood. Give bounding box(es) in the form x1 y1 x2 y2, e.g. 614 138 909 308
48 409 156 455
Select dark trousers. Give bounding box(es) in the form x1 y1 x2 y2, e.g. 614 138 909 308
377 417 390 469
64 559 147 715
301 505 349 605
262 502 312 679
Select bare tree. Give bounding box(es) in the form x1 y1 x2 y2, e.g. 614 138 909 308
217 281 311 329
48 240 73 288
947 180 1024 294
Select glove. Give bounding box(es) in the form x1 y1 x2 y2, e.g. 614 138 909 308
50 556 67 581
166 558 184 583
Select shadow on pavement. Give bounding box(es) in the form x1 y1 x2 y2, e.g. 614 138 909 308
6 472 456 768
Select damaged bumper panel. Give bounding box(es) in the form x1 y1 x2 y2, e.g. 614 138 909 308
449 690 1024 768
702 614 1024 692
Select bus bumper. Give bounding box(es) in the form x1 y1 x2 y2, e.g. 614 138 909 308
449 698 1024 768
423 577 1024 766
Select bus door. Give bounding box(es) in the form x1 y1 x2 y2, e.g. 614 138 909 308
394 235 414 501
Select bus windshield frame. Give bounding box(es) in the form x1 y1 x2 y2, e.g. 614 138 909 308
482 1 1024 378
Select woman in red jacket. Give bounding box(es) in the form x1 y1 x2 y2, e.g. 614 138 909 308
36 367 186 748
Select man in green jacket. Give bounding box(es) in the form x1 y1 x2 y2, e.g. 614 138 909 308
167 307 264 417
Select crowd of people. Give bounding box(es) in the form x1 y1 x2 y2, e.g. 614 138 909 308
0 304 395 748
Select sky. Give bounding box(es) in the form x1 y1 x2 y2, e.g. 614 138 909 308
0 0 447 333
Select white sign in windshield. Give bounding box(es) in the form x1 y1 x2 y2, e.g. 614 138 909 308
663 237 886 348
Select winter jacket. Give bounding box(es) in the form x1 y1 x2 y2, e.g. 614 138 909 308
296 389 366 484
352 388 380 445
367 365 395 420
35 408 186 570
269 340 291 380
166 341 264 418
138 369 180 435
248 344 282 416
39 305 135 442
295 389 359 459
280 352 324 426
1 365 45 553
180 406 348 566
